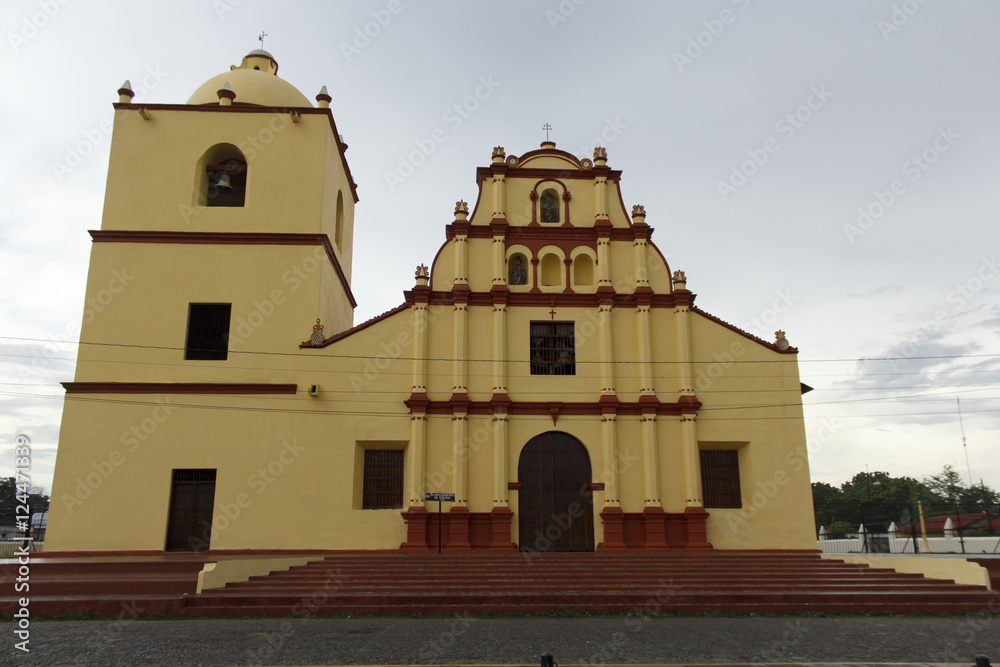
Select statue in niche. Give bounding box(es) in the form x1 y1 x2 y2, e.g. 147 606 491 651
509 255 528 285
540 190 559 223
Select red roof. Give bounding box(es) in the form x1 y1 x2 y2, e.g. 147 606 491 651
895 512 988 534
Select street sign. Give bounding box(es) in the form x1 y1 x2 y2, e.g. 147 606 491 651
424 493 455 554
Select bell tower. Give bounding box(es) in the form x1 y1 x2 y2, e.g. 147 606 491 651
77 50 358 381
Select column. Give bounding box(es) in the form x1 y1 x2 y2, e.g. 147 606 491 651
402 281 431 551
593 147 610 223
492 174 506 219
598 302 615 396
492 235 506 288
412 302 429 396
454 236 468 285
598 413 626 551
594 176 609 222
492 302 507 396
448 412 471 551
453 302 468 395
633 237 650 291
637 305 654 395
642 413 668 550
490 411 514 551
596 238 612 289
401 412 429 552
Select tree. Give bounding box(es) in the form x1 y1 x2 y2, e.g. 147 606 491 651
922 465 964 503
0 477 49 523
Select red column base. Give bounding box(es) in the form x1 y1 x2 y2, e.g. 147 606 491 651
400 506 431 553
489 506 517 552
597 506 627 552
683 506 713 551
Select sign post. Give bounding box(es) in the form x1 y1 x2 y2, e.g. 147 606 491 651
424 492 455 554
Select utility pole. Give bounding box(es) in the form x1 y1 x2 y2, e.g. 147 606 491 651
957 397 973 487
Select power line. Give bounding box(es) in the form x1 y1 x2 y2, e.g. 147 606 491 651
3 335 1000 366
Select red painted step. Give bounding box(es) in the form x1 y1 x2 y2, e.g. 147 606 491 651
2 552 997 618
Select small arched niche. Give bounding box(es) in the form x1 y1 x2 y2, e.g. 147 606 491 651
195 143 248 207
573 254 595 287
508 252 529 286
539 252 563 287
539 188 560 223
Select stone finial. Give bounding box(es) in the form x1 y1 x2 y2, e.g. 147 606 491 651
631 204 646 221
117 80 135 104
316 85 331 109
774 330 790 350
593 146 607 162
309 318 325 345
672 270 687 289
415 264 430 286
454 200 469 220
217 81 236 106
492 146 505 163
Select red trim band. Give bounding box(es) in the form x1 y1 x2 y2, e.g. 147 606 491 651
62 382 298 395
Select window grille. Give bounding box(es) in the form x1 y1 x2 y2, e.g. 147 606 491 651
185 303 232 360
362 450 404 509
700 450 742 508
530 321 576 375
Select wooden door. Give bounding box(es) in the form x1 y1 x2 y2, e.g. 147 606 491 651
165 469 217 552
517 432 594 552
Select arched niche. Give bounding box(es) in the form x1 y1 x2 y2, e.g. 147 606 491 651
506 245 533 290
571 250 596 290
335 190 345 249
194 143 247 207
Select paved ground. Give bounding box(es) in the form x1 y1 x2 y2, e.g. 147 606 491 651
1 615 997 666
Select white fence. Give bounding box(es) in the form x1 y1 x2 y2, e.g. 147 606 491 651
817 522 1000 555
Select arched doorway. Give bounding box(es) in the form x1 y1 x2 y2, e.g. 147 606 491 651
517 432 594 552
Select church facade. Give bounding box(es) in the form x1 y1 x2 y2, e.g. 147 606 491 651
46 52 816 554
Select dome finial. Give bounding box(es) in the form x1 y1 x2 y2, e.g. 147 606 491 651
316 85 331 109
117 80 135 104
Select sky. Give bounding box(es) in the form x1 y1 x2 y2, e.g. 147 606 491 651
1 0 999 498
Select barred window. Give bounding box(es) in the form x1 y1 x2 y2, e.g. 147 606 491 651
530 321 575 375
700 450 742 508
362 450 404 509
185 303 231 360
